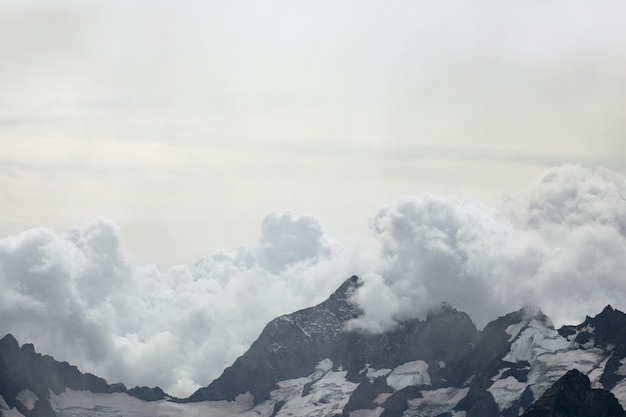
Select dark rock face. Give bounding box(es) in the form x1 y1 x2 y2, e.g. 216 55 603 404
187 275 365 403
458 308 551 417
127 386 167 402
521 369 626 417
560 305 626 391
559 305 626 348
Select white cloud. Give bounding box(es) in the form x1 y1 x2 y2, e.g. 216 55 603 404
349 194 540 330
350 165 626 331
0 212 354 397
514 165 626 235
2 165 626 397
257 211 332 274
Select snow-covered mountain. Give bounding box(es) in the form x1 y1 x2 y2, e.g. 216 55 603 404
2 275 626 417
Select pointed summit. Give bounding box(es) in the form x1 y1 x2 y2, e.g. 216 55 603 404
602 304 615 314
327 275 362 304
0 333 19 351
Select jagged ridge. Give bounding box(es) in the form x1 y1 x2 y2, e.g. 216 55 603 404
3 275 626 417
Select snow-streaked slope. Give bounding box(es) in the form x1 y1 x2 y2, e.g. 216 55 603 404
387 360 431 391
348 408 384 417
489 317 611 414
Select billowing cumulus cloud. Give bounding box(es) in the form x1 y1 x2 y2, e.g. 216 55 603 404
348 194 541 330
2 166 626 397
515 165 626 235
257 211 332 274
0 211 356 397
350 165 626 331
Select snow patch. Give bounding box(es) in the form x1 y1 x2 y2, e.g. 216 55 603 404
350 408 384 417
316 358 333 373
612 381 626 409
566 325 596 347
504 319 569 363
506 322 527 342
16 390 38 411
0 396 26 417
266 359 359 417
582 324 595 334
463 375 476 386
488 376 527 411
387 360 431 391
491 367 510 382
406 387 469 417
362 365 392 382
618 357 626 376
374 393 392 404
50 389 256 417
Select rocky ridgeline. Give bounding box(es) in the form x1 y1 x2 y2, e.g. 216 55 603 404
3 276 626 417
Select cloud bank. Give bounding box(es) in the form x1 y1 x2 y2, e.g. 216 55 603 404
2 165 626 396
350 165 626 331
0 211 360 397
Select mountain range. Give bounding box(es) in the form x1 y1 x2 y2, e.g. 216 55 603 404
2 275 626 417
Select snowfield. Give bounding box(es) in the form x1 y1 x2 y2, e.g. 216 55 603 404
262 358 358 417
405 387 469 417
386 360 431 391
15 390 38 411
51 390 255 417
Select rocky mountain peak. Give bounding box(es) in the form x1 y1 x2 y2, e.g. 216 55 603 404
521 369 626 417
559 304 626 348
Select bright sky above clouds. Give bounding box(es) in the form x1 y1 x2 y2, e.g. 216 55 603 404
2 0 626 267
2 0 626 397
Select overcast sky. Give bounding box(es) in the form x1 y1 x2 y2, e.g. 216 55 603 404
3 0 626 267
2 0 626 398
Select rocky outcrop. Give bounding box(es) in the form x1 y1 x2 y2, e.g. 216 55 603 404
521 369 626 417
